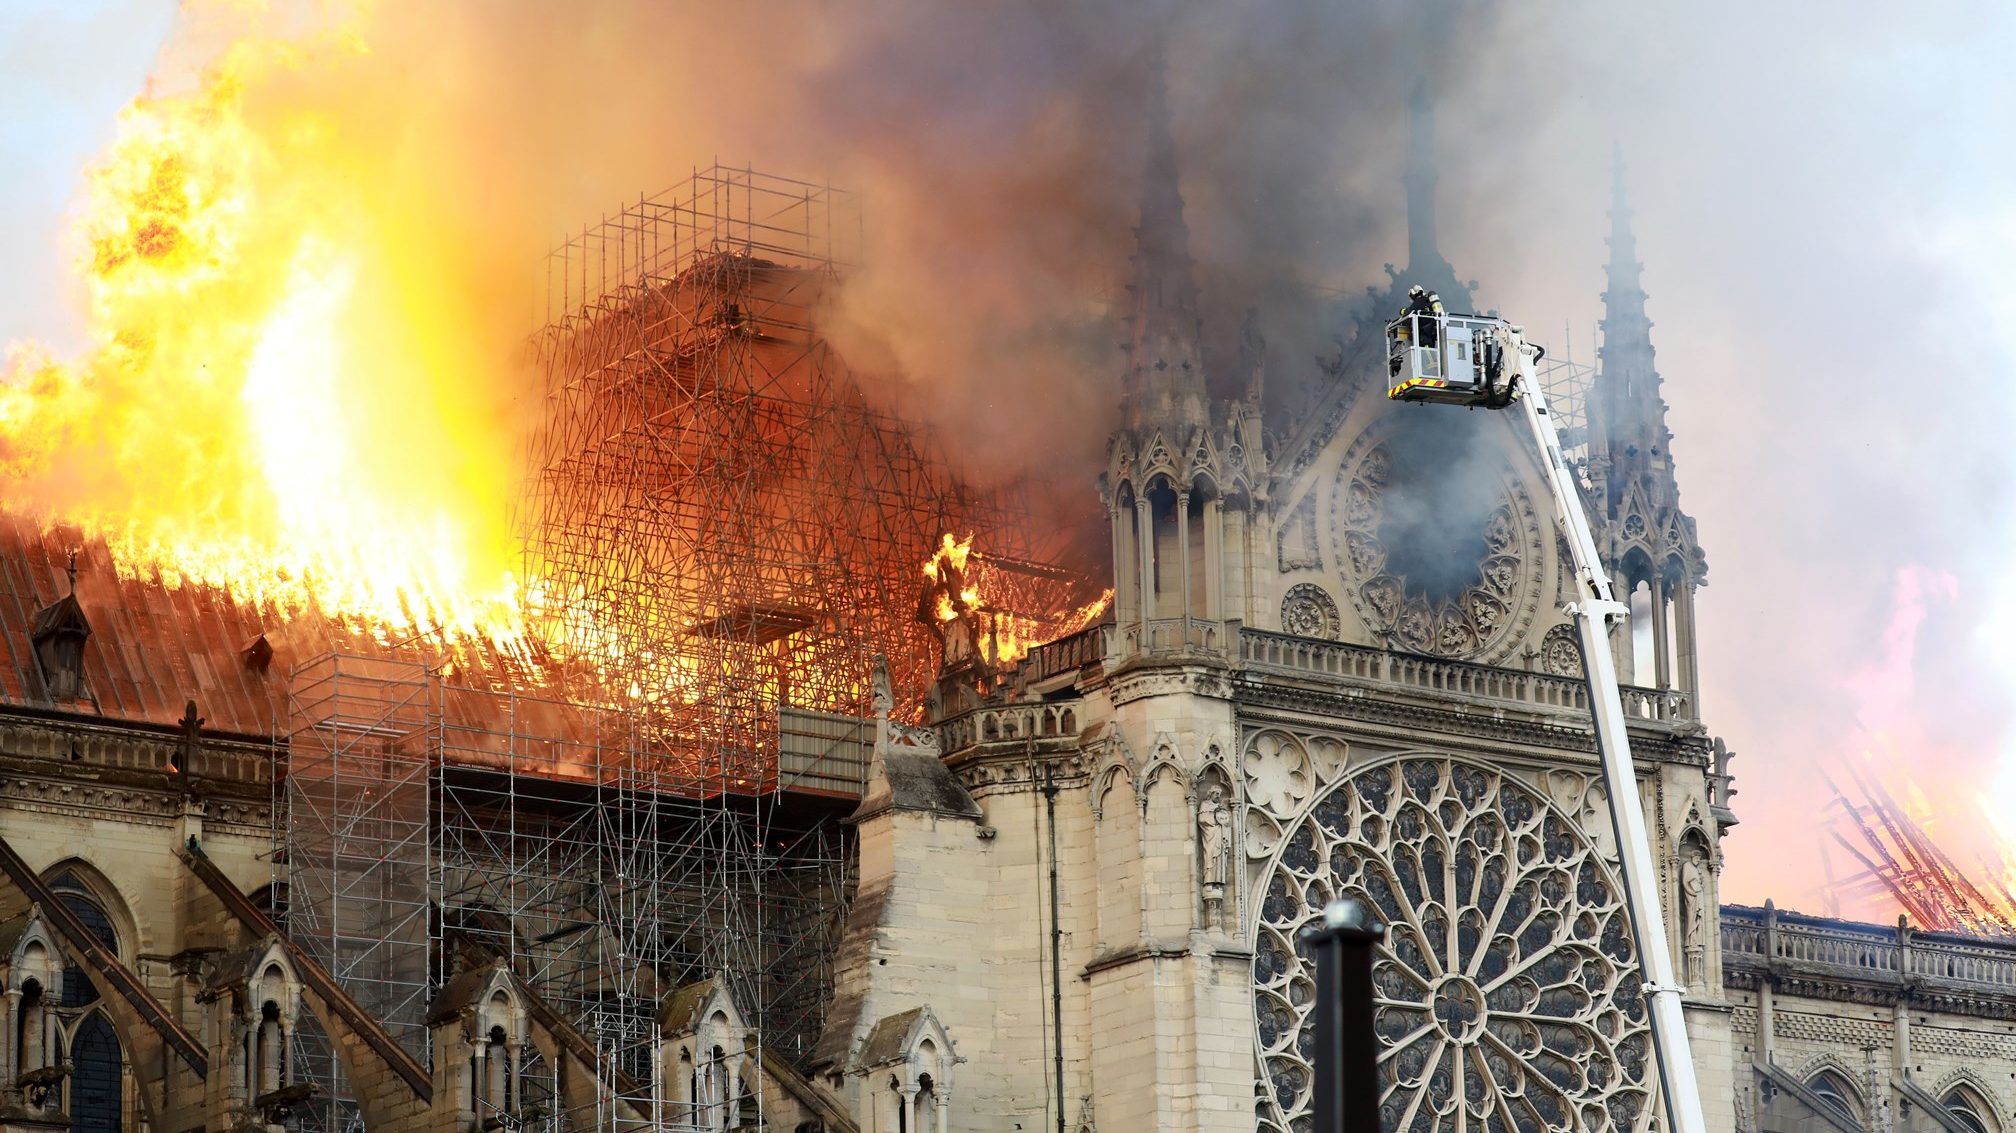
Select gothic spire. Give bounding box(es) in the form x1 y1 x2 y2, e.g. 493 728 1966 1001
1400 80 1470 310
1120 45 1208 433
1592 149 1671 475
1589 151 1703 580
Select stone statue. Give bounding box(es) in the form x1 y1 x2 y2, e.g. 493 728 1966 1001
1199 785 1232 916
871 653 894 719
1679 852 1709 986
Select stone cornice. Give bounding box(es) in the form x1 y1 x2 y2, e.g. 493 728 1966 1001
1104 658 1235 707
0 709 273 798
943 742 1090 798
1 773 271 835
1231 674 1709 767
1724 958 2016 1022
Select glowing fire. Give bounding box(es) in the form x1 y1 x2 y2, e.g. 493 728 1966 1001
0 22 528 645
923 533 980 622
922 532 1111 666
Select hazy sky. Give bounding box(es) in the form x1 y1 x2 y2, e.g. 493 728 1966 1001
3 2 2015 914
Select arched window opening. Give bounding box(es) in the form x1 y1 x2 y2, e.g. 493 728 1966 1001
915 1072 938 1133
483 1024 511 1114
1807 1070 1859 1123
46 869 118 1009
1627 579 1654 683
68 1012 122 1133
250 883 290 932
257 1000 285 1097
1147 480 1179 616
700 1044 729 1131
17 977 48 1071
1944 1087 1993 1133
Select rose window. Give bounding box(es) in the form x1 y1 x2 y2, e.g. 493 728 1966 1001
1331 418 1544 664
1252 756 1655 1132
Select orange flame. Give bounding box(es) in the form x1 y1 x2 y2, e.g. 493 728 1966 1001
0 19 530 646
922 532 1111 666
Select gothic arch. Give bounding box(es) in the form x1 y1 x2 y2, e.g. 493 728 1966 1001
1678 819 1716 866
1194 757 1234 799
1092 763 1136 823
1932 1067 2002 1105
64 1002 123 1133
1140 743 1189 799
247 881 289 928
1144 759 1185 797
1660 550 1690 588
1617 545 1658 592
1796 1058 1866 1122
41 858 138 961
1932 1075 2001 1133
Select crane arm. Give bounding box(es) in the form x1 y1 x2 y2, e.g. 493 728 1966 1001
1505 328 1709 1133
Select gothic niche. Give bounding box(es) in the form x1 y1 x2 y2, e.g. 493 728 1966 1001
1332 412 1541 663
1252 756 1654 1132
1280 584 1340 640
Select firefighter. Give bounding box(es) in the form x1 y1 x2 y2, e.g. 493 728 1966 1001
1401 285 1442 349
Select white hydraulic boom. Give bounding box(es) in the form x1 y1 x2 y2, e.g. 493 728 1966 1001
1387 306 1708 1133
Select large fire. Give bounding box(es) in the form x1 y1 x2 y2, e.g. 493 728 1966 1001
922 532 1111 666
0 21 529 646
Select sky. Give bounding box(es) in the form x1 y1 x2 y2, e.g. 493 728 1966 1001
3 1 2015 914
0 1 175 349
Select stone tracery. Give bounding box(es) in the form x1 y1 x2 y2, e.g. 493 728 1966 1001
1330 428 1546 664
1250 753 1655 1132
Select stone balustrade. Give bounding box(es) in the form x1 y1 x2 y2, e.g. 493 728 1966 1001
1235 627 1694 723
1024 625 1110 684
936 701 1083 753
1721 903 2016 993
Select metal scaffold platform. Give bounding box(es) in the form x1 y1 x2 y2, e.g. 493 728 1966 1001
276 164 1093 1133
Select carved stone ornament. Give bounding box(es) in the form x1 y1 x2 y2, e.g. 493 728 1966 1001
1330 426 1546 664
1540 623 1583 678
1280 583 1341 640
1251 755 1654 1132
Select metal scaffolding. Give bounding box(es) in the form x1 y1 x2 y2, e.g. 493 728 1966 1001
282 652 439 1133
1821 761 2016 937
279 164 1098 1133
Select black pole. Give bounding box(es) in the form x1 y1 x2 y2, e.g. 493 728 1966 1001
1299 897 1386 1133
1042 764 1066 1133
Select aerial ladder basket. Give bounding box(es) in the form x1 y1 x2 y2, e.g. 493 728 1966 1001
1385 309 1527 409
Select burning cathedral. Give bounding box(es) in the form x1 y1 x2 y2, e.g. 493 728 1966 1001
2 63 2016 1133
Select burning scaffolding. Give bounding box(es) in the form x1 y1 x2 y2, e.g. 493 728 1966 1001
1821 760 2016 937
277 165 1102 1133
